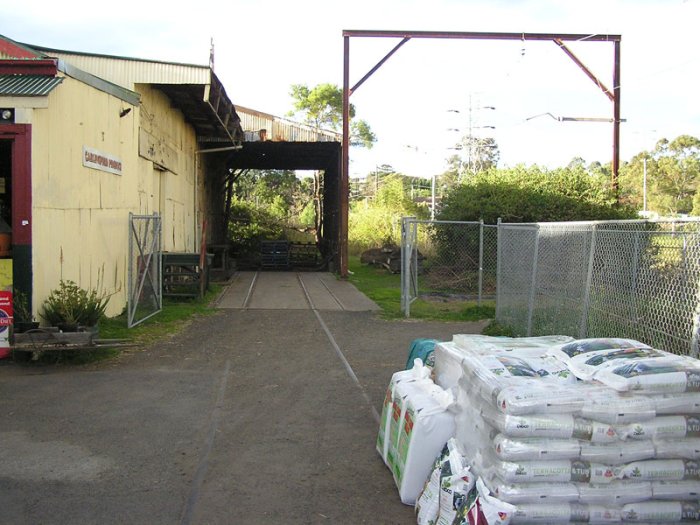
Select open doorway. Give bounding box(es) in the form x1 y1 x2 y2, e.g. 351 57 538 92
0 140 11 234
0 125 32 311
207 141 341 273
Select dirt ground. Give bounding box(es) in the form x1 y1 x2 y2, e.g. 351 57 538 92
0 273 487 524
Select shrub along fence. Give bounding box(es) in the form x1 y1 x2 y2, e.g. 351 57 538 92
400 218 497 317
401 217 700 357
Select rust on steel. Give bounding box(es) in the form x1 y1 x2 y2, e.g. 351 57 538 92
340 29 622 277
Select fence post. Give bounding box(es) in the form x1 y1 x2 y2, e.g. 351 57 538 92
496 218 502 321
412 220 419 311
526 225 540 337
401 217 408 317
580 224 598 339
478 219 484 307
401 216 416 318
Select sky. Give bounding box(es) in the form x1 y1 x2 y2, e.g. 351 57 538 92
2 0 698 179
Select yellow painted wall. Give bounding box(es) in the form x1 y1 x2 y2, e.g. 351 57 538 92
135 85 203 252
30 76 206 318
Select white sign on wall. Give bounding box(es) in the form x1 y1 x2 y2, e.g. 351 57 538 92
83 146 123 176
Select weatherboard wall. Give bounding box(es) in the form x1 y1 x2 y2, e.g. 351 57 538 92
29 73 138 317
22 76 204 319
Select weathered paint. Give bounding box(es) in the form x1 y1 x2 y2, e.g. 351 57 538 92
34 51 210 90
28 75 204 318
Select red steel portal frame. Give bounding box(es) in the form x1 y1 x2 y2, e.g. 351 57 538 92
340 30 622 277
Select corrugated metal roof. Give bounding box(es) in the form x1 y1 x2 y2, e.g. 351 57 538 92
0 74 63 96
31 51 209 90
236 105 341 143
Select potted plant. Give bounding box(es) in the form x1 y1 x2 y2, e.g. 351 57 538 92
12 289 40 333
40 280 111 333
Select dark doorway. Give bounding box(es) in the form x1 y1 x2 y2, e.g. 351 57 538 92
208 141 341 272
0 125 32 309
0 140 11 229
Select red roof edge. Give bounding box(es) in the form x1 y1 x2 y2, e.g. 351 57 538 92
0 59 58 76
0 38 39 59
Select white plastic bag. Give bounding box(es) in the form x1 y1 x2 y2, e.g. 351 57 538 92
595 354 700 394
511 503 621 524
617 459 699 482
494 459 615 484
390 378 456 505
546 338 649 369
483 409 618 443
578 481 652 505
376 358 432 464
617 415 700 441
493 434 581 462
652 480 700 500
416 441 450 525
655 438 700 460
622 500 700 522
436 442 475 525
486 479 579 504
580 441 656 465
452 478 516 525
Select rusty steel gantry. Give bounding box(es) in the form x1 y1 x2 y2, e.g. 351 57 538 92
340 30 622 277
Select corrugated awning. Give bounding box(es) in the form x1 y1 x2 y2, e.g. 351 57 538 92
0 74 63 96
152 71 243 145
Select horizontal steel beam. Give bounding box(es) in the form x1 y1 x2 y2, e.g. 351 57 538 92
342 30 620 42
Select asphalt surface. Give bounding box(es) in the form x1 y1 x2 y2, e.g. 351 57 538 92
0 272 487 524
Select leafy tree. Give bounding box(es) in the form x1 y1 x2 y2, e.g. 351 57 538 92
655 136 700 215
619 135 700 216
445 135 500 181
349 174 427 253
288 83 376 246
288 83 376 147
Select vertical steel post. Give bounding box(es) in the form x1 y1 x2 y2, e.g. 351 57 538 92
495 218 502 321
412 220 419 312
612 39 621 195
580 224 598 339
401 217 408 316
340 36 350 277
478 219 484 307
526 225 540 337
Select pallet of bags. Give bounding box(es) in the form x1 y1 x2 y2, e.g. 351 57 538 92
433 335 575 392
451 337 700 523
376 358 456 505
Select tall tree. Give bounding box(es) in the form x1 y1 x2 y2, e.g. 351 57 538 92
288 83 376 146
619 135 700 215
446 135 500 181
288 83 376 245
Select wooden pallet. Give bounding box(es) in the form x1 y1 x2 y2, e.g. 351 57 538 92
12 329 136 360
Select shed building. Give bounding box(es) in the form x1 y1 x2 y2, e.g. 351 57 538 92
0 34 243 319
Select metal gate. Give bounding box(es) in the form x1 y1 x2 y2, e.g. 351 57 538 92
128 213 162 328
401 217 495 317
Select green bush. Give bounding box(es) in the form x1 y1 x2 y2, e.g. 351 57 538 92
349 174 428 253
40 280 111 327
439 165 635 224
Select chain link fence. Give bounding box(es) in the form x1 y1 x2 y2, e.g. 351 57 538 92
128 213 162 328
401 218 498 317
497 219 700 356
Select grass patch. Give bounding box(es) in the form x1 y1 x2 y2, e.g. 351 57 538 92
347 256 494 322
16 285 223 365
480 320 516 337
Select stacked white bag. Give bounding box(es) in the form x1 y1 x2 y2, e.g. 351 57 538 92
436 335 700 523
377 358 456 505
